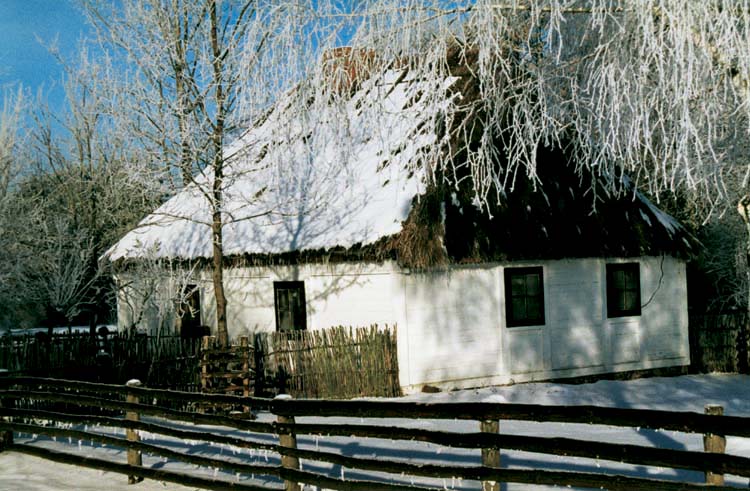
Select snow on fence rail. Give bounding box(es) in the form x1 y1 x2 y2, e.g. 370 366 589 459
0 377 749 490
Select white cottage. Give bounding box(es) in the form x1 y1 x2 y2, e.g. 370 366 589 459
104 48 693 393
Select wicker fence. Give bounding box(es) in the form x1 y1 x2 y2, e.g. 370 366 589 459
1 325 400 399
1 377 749 490
0 333 202 390
690 311 750 374
254 325 400 399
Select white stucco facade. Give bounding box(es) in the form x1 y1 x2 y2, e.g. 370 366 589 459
117 255 690 393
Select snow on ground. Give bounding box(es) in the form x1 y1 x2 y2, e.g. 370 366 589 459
1 374 749 491
0 452 201 491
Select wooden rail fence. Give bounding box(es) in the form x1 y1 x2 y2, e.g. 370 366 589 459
0 377 749 490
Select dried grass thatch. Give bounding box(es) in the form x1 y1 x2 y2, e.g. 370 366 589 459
383 190 449 270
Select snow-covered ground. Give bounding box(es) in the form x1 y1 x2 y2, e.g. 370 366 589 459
1 374 749 490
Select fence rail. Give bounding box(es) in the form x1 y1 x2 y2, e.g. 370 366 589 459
0 377 749 490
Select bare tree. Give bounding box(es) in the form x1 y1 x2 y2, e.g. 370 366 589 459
34 218 99 332
0 46 166 331
272 0 750 311
83 0 342 346
0 89 23 202
81 0 251 346
296 1 750 216
114 243 200 336
0 89 31 330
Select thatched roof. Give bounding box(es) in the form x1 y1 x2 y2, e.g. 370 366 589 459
438 146 694 267
104 68 447 263
104 45 693 268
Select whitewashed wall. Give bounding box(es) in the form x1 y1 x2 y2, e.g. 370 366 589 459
116 256 689 392
114 274 178 335
399 256 690 392
191 262 400 338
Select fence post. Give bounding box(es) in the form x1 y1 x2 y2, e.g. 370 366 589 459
199 336 212 414
126 379 143 484
241 336 251 414
274 394 300 491
481 419 501 491
704 404 726 486
740 314 750 373
0 392 13 451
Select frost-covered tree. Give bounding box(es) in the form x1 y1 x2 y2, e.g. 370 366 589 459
306 0 750 215
114 244 201 340
81 0 257 346
0 89 31 330
297 0 750 311
86 0 750 328
82 0 347 346
0 48 164 331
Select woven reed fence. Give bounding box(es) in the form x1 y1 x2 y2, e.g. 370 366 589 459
1 326 400 399
254 325 400 399
0 333 202 390
690 312 749 374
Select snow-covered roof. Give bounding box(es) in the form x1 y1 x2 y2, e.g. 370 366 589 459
105 47 693 265
104 69 457 262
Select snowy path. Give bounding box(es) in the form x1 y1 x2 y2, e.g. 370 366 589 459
1 374 749 490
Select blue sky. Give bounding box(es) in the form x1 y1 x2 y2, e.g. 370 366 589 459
0 0 91 105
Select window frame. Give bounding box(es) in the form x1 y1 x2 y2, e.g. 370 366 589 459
273 281 307 331
178 284 203 337
606 262 642 318
504 266 545 328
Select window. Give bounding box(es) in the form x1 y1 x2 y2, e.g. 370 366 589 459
274 281 307 331
178 284 204 338
606 263 641 318
504 267 545 327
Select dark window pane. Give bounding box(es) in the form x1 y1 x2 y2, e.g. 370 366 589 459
526 297 541 320
612 270 625 290
616 296 627 312
505 267 545 327
274 281 307 331
511 297 527 321
606 263 641 318
623 271 634 290
511 275 526 292
525 274 540 295
623 291 637 311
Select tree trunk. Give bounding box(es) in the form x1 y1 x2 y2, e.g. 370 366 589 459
740 197 750 373
174 16 192 186
211 209 228 347
210 0 229 348
738 197 750 319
